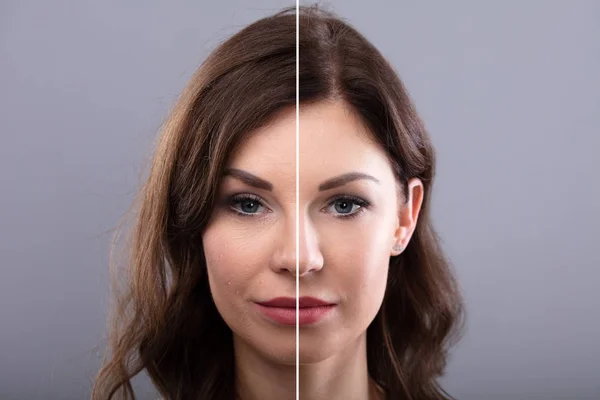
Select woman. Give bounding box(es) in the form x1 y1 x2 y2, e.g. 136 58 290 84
92 5 464 400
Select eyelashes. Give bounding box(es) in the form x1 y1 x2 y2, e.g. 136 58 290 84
324 194 370 219
226 194 269 217
225 193 371 219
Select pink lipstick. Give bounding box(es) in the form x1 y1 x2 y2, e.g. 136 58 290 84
255 296 336 326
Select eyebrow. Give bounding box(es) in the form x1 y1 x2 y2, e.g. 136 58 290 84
318 172 380 191
223 168 273 191
223 169 379 192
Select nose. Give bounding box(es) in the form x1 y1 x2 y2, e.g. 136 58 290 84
270 212 324 277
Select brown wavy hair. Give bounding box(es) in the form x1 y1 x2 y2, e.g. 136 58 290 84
92 5 464 400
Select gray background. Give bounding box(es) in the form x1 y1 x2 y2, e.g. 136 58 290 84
1 0 598 399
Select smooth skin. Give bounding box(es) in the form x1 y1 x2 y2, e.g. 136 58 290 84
202 100 423 400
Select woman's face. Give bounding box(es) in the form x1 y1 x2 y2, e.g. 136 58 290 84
202 100 421 365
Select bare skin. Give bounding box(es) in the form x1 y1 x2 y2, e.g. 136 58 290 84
202 100 423 400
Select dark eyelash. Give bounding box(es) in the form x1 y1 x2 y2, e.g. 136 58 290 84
227 194 268 217
224 194 369 219
326 195 371 220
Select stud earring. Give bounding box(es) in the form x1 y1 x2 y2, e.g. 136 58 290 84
393 243 404 253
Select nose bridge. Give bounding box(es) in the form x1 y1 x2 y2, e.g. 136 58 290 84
270 207 323 276
269 208 296 274
297 210 323 275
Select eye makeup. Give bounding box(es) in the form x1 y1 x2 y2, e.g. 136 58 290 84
220 192 372 220
322 194 371 220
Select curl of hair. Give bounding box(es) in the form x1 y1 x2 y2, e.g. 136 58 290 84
92 5 464 400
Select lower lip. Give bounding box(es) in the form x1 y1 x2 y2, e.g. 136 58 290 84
256 304 336 326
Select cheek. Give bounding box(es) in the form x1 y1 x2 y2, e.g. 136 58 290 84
328 215 394 299
202 221 264 305
351 227 390 291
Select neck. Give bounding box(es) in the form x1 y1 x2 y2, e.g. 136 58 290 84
233 332 384 400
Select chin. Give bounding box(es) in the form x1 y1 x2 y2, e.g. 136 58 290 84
251 336 297 366
264 347 297 366
297 340 338 364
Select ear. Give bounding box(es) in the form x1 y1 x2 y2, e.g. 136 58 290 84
390 178 424 256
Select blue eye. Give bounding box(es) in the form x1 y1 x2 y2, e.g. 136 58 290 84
229 194 268 217
326 195 370 219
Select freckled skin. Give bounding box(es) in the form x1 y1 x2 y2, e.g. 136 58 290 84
202 109 298 365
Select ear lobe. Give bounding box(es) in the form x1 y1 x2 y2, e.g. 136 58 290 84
391 178 424 256
391 242 405 256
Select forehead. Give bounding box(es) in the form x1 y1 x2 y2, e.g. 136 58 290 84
298 101 396 195
298 100 384 167
227 107 296 169
227 100 394 187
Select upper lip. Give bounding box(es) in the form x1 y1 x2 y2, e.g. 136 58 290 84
257 297 335 308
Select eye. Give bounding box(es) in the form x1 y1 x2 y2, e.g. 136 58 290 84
324 195 370 219
228 194 269 217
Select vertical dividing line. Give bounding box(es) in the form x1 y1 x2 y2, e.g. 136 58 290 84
295 1 300 400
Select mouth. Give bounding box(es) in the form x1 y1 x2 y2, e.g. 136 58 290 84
255 297 337 326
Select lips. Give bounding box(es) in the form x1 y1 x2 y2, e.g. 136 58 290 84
255 296 336 325
258 297 334 308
